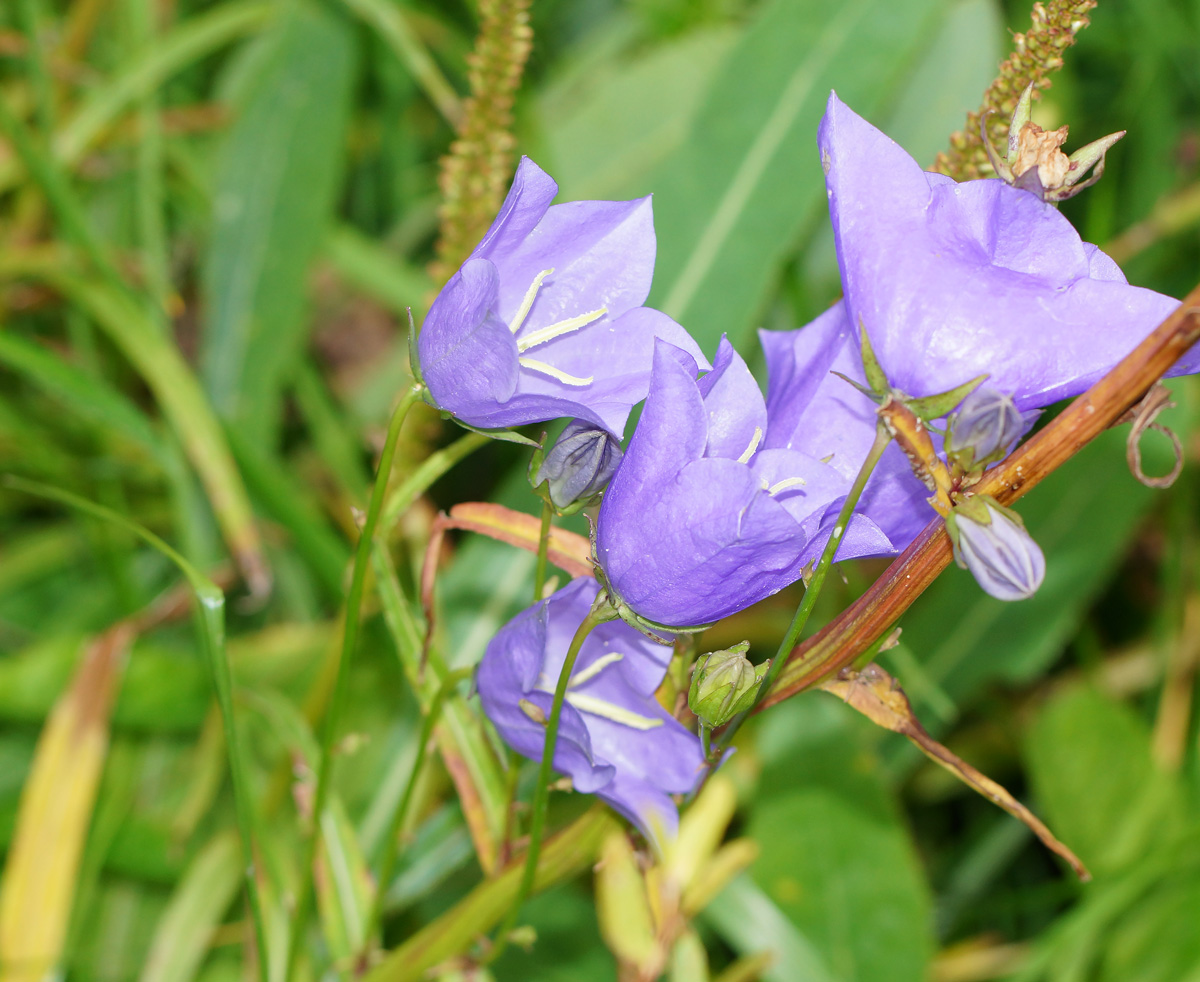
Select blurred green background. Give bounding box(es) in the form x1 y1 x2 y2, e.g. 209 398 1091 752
1 0 1199 979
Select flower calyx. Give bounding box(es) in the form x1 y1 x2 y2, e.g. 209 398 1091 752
982 82 1125 203
688 642 769 729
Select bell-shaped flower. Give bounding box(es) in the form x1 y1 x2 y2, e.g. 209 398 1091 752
475 577 704 843
819 92 1199 411
595 337 895 629
417 157 705 437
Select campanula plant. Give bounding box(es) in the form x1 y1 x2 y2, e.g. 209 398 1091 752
417 157 706 437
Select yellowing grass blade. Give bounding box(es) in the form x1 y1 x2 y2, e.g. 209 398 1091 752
0 623 133 982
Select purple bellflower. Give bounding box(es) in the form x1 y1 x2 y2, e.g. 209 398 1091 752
475 577 704 843
595 337 896 629
819 92 1199 410
417 157 706 437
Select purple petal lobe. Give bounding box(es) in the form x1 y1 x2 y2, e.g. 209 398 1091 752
819 93 1194 410
471 156 559 264
698 337 768 460
418 259 519 418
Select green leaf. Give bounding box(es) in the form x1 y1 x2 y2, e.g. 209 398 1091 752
1023 685 1184 875
537 26 739 200
646 0 946 355
702 875 836 982
741 699 933 982
138 833 242 982
201 1 356 444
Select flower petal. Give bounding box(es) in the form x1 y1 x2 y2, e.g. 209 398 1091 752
819 92 1194 410
418 259 519 419
698 337 768 460
498 196 657 327
470 156 559 265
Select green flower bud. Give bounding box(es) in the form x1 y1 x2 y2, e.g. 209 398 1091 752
688 642 769 727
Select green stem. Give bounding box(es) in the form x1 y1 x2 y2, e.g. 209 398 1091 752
380 431 489 530
532 499 553 603
715 421 892 754
488 599 608 962
286 385 423 977
361 667 471 960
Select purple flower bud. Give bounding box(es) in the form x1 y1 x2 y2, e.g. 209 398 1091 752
946 386 1028 469
533 419 623 510
475 578 705 843
417 157 706 437
946 497 1045 601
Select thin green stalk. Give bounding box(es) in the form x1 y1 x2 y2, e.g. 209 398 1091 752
715 422 892 754
125 0 171 322
17 0 55 136
381 431 489 530
489 598 609 962
3 477 269 982
286 385 423 978
361 667 471 959
532 499 553 603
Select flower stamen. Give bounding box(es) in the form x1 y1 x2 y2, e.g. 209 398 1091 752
519 357 594 386
767 477 807 496
509 268 554 335
736 426 763 464
516 307 608 352
568 651 624 688
564 692 664 730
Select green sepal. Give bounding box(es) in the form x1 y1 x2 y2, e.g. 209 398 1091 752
904 374 988 423
407 307 423 384
859 324 888 395
1007 82 1035 159
830 370 883 404
980 109 1013 181
448 416 542 447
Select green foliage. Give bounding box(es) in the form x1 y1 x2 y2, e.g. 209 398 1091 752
1 0 1200 979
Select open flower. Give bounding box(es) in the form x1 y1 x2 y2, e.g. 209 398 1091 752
819 92 1198 410
595 338 895 629
417 157 705 437
475 577 704 843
